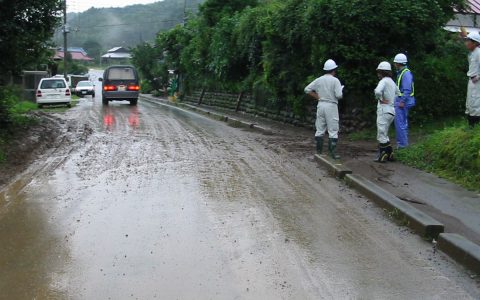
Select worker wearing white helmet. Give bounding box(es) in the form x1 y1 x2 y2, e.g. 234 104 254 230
393 53 416 148
374 61 400 162
465 31 480 128
304 59 343 159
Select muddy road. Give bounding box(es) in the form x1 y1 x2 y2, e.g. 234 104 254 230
0 73 479 299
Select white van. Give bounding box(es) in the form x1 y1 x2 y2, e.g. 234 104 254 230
36 78 72 108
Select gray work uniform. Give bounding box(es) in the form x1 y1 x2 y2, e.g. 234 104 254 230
374 77 398 144
304 74 343 139
466 47 480 117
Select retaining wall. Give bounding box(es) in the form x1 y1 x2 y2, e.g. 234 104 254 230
183 91 316 128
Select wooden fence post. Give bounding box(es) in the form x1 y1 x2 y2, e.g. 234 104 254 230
235 91 244 112
198 88 206 106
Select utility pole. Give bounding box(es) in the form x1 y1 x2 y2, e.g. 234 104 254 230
63 0 68 79
183 0 187 26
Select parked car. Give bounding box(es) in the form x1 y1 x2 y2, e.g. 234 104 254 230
75 80 95 97
36 78 71 108
99 65 140 106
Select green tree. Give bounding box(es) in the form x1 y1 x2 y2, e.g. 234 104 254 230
82 39 102 61
0 0 62 77
146 0 468 120
131 42 168 92
199 0 257 26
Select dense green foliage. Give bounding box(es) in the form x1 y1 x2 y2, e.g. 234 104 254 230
53 0 204 51
0 86 40 163
134 0 468 120
82 40 103 62
0 0 61 138
0 0 62 77
397 125 480 191
131 43 169 92
0 87 37 130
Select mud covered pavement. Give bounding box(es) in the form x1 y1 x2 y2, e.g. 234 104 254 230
1 80 479 299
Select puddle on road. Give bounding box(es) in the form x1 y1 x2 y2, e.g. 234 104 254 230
0 190 70 299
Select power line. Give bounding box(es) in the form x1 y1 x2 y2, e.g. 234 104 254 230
78 19 184 29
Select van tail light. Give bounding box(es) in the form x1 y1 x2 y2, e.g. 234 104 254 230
65 89 71 96
127 85 140 91
36 90 42 97
104 85 117 91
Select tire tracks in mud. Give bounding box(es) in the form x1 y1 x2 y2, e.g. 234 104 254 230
2 99 478 298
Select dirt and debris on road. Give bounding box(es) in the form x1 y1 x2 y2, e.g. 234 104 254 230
1 112 66 188
1 81 479 299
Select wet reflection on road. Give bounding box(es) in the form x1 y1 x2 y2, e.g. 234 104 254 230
101 104 140 131
0 186 70 298
0 70 478 299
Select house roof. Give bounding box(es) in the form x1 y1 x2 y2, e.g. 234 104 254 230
468 0 480 14
54 51 94 61
101 52 132 59
57 47 88 56
106 47 130 53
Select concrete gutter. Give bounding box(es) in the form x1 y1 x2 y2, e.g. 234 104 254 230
438 233 480 274
344 174 444 239
314 154 352 179
140 95 273 135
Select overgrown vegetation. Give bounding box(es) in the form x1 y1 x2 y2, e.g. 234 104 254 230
0 87 36 130
133 0 467 121
397 125 480 191
0 87 38 163
0 0 62 81
0 1 65 162
348 116 466 142
131 0 477 189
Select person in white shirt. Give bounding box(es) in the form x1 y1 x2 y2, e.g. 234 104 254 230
374 62 399 162
465 31 480 128
304 59 343 159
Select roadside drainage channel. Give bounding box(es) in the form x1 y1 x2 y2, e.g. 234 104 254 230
140 95 273 135
141 95 480 274
316 154 480 274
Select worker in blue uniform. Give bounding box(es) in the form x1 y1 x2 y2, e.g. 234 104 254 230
393 53 416 148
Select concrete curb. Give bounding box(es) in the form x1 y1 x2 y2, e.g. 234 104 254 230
314 154 352 179
344 174 444 239
140 95 273 135
438 233 480 274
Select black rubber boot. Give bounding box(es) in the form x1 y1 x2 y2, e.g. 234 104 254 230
315 136 323 154
328 138 340 160
375 143 389 163
386 144 394 162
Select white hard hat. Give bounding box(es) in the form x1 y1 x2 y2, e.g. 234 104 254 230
377 61 392 71
393 53 408 64
323 59 338 71
467 31 480 43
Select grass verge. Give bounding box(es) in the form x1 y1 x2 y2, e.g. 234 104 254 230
396 125 480 192
347 116 465 142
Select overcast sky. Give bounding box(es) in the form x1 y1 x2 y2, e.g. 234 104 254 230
67 0 160 13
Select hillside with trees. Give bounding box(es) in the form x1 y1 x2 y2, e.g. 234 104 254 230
54 0 204 56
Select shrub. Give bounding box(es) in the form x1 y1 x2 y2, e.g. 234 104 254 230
0 86 37 132
138 0 467 121
397 125 480 191
0 86 20 129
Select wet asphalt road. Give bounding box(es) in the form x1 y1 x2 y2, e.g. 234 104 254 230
0 71 479 299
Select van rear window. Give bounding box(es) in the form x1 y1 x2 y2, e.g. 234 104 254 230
41 80 66 89
107 68 135 80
